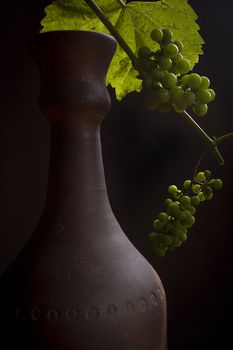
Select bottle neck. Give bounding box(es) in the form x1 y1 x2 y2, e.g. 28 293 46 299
44 120 107 213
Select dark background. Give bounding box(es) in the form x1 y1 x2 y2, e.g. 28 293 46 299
0 0 232 349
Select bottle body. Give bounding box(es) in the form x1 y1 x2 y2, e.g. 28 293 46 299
0 203 167 350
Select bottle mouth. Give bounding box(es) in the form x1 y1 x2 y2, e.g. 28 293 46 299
29 30 117 67
33 30 116 45
30 29 115 123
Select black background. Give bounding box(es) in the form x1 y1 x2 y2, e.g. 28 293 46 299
0 1 232 349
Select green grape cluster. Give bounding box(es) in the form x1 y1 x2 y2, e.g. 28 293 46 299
135 28 215 117
148 170 223 257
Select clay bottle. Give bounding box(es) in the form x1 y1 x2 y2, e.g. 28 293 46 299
0 30 167 350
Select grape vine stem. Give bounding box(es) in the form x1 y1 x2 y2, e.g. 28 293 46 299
83 0 137 63
193 150 207 180
116 0 126 7
214 132 233 144
182 111 225 166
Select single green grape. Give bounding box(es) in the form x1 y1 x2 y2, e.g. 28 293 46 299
148 232 159 245
155 87 170 103
167 202 181 216
203 186 212 196
199 76 210 89
168 185 178 194
165 198 173 207
172 53 183 64
138 46 152 58
203 186 212 200
153 219 163 230
162 72 177 88
169 224 180 235
183 211 195 228
158 212 169 222
173 40 184 52
185 205 196 215
158 56 173 70
174 58 191 74
151 28 163 42
187 73 202 89
183 90 196 106
197 191 205 201
204 170 212 180
208 88 216 101
183 179 192 190
193 103 208 117
163 43 179 58
173 190 182 199
173 209 186 221
180 75 189 87
211 179 223 190
173 104 186 113
170 86 184 104
196 171 206 182
196 89 212 104
191 196 201 207
170 236 182 247
151 67 165 82
179 232 187 242
192 183 201 194
179 228 188 237
159 234 173 246
180 195 191 208
204 192 213 200
162 29 173 44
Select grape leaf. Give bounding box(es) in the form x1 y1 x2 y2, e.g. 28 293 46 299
41 0 204 100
